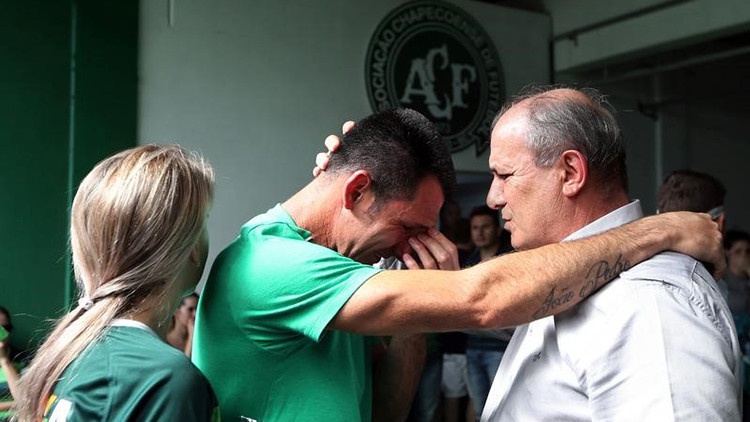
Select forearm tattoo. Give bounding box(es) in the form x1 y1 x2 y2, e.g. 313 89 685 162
532 254 631 319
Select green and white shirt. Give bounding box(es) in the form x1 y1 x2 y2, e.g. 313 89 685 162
44 320 220 421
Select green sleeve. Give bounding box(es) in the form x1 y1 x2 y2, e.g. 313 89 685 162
227 224 381 350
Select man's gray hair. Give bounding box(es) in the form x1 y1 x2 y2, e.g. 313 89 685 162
493 85 628 192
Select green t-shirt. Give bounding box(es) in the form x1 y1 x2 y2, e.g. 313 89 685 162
193 204 382 422
44 321 220 421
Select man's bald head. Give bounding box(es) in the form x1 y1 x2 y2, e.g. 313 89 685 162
492 86 627 193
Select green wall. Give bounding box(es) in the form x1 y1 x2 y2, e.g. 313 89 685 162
0 1 138 352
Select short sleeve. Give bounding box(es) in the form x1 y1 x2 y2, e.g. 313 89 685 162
225 222 381 349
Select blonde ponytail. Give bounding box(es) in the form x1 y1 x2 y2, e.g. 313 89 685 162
15 145 214 421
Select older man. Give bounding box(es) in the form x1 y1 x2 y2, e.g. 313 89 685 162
194 108 722 422
481 87 740 421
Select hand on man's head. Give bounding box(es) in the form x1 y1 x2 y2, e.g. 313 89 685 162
312 121 353 177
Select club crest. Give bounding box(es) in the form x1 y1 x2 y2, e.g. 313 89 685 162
366 1 505 154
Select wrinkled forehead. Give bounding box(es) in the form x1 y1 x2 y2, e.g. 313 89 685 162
491 106 532 149
489 123 536 171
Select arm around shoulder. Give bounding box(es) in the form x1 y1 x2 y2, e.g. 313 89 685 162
330 212 722 335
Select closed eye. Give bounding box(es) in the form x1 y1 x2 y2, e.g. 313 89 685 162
494 172 510 181
403 225 427 236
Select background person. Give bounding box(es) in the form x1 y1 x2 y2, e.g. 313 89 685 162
724 229 750 370
407 198 471 422
437 199 473 422
440 199 473 254
440 329 470 422
657 169 727 220
0 307 21 422
16 145 219 421
168 292 199 358
657 169 728 295
462 206 514 420
725 230 750 316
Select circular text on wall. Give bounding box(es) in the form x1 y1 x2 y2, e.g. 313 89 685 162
366 0 505 154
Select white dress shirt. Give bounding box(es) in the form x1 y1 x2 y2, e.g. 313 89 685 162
482 201 741 421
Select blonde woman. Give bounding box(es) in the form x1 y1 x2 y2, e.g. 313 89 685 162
16 145 218 421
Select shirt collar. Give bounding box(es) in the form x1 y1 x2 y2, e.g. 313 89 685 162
111 318 160 339
247 203 313 241
563 200 643 242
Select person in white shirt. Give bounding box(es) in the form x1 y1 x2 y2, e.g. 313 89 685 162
481 86 741 421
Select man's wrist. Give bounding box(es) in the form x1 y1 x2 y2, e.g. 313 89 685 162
640 214 673 253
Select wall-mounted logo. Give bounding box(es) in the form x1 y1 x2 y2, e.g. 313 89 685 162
366 1 505 154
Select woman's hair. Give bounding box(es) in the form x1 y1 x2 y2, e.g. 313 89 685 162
16 144 214 420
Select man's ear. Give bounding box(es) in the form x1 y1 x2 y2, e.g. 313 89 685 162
717 212 726 233
560 150 587 198
342 170 372 210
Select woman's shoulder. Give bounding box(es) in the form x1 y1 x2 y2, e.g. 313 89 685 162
106 328 218 419
108 326 205 379
47 326 216 421
60 325 207 388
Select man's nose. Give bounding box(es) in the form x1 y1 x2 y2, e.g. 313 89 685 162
486 179 506 210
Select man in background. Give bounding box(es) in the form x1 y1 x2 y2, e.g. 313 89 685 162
724 230 750 314
462 206 514 420
657 169 726 223
657 169 728 298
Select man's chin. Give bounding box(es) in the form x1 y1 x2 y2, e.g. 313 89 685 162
511 238 535 251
